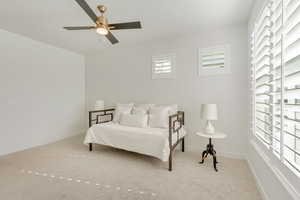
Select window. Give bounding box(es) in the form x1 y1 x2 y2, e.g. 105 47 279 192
251 0 300 175
199 45 231 76
152 54 176 79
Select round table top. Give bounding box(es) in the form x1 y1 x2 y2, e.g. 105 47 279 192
196 131 227 139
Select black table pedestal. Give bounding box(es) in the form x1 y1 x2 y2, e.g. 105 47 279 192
199 138 218 172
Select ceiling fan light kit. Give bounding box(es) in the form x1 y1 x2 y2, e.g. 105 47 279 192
63 0 142 44
96 25 108 35
96 27 108 35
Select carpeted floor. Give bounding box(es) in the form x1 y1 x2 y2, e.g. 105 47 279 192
0 135 262 200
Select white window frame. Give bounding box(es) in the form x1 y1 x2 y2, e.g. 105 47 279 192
251 0 300 177
198 45 231 76
151 54 176 79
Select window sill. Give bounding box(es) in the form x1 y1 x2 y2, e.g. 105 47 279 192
249 139 300 200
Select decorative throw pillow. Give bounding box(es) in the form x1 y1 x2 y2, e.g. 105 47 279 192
119 113 148 128
131 104 154 115
156 104 178 115
169 104 178 115
148 106 170 128
113 103 134 123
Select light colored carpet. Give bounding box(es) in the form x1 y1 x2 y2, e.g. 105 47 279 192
0 135 262 200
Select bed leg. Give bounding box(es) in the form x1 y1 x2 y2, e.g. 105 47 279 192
89 143 92 151
182 138 185 152
168 151 172 171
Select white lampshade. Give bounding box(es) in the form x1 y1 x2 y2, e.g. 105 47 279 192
201 104 218 120
94 100 104 110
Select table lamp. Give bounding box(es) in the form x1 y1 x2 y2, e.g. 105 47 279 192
201 104 218 134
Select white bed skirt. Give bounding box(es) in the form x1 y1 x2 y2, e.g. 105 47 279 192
84 122 186 162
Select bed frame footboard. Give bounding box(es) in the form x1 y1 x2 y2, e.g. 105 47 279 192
168 111 185 171
88 108 115 152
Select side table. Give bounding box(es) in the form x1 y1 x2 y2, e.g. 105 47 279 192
196 131 227 172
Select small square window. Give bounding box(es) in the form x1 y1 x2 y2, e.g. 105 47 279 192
198 45 231 76
152 54 176 79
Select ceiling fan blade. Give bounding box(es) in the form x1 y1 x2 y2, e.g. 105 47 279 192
63 26 95 30
105 31 119 44
109 21 142 30
74 0 98 23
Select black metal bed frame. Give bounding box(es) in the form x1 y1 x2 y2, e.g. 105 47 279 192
88 108 185 171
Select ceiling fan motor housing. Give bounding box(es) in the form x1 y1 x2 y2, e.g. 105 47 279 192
97 16 108 27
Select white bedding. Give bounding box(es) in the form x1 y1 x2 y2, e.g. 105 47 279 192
84 122 186 162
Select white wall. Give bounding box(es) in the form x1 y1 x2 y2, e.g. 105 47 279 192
247 1 300 200
0 29 85 156
85 24 249 158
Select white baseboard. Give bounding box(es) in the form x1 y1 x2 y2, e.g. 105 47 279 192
219 151 245 160
247 157 270 200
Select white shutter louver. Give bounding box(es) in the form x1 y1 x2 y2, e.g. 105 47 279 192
251 0 300 175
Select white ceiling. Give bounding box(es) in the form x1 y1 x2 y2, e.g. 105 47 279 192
0 0 254 55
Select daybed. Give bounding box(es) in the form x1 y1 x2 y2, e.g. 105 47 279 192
84 104 186 171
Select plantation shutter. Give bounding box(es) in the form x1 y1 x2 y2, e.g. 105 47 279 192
270 0 284 158
152 54 176 79
283 0 300 172
252 0 300 175
201 52 225 69
252 3 273 146
153 57 172 74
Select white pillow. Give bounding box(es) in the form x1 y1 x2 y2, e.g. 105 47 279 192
113 103 134 123
132 104 154 115
168 104 178 115
148 106 170 128
152 104 178 115
120 113 148 128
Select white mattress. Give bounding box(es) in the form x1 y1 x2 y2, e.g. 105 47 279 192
84 122 186 162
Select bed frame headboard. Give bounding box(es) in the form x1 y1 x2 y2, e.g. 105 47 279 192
88 108 115 127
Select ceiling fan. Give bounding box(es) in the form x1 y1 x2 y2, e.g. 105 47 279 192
63 0 142 45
